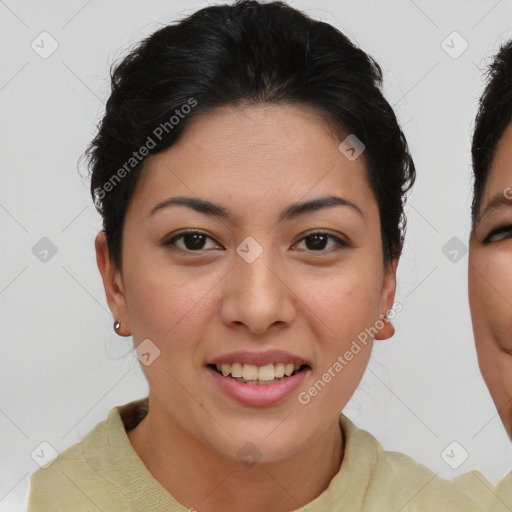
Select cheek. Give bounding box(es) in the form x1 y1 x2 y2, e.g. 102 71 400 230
318 284 380 336
297 278 376 413
301 266 383 356
321 264 383 318
123 249 212 346
123 263 213 396
470 248 512 352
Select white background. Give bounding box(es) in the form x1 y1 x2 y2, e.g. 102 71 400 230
2 1 512 510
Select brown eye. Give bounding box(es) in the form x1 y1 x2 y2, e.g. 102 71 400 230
164 231 221 252
294 231 348 252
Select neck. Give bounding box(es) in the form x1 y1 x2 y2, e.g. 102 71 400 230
127 397 344 512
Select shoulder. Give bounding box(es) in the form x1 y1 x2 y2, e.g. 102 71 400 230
472 470 512 511
338 415 490 511
26 407 133 512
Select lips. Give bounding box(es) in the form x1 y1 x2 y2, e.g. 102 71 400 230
207 362 309 381
204 349 312 405
206 349 312 367
206 364 311 406
204 349 311 406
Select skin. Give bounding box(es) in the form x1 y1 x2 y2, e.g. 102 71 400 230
469 121 512 439
95 103 397 512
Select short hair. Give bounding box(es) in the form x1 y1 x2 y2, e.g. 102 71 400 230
471 39 512 225
85 0 415 269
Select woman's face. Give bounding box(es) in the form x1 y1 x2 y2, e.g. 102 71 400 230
469 121 512 438
97 103 397 462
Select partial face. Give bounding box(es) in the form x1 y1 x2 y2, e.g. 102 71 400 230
469 121 512 438
98 104 397 462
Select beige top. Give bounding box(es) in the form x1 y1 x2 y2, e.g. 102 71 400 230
26 397 503 511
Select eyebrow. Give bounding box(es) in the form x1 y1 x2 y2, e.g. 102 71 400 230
477 192 512 224
149 195 364 222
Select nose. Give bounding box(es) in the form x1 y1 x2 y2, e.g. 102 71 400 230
219 248 296 335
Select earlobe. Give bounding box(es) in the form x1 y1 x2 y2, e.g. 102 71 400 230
95 231 131 335
375 256 398 341
374 318 395 340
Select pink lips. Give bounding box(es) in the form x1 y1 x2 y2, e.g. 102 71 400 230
205 365 310 407
207 349 311 367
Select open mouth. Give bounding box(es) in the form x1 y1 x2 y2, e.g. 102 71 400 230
206 363 310 385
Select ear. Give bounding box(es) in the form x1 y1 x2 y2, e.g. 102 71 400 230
374 256 398 340
95 231 131 336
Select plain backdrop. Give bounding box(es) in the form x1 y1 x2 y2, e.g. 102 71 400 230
2 0 512 510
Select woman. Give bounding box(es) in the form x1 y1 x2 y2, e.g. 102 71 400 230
469 39 512 441
468 38 512 512
27 1 491 510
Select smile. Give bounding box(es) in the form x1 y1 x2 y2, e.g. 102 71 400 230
208 362 309 384
206 363 311 406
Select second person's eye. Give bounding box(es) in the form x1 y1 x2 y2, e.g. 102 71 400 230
484 225 512 243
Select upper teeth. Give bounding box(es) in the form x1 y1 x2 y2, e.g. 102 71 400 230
215 363 302 380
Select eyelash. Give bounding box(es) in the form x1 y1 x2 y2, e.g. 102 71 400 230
483 224 512 244
163 230 348 254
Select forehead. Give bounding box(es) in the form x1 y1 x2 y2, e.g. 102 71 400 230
146 103 348 175
128 103 378 219
484 122 512 192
